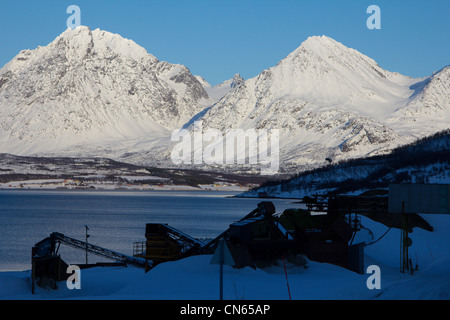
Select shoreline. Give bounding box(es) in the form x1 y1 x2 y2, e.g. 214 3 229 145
0 186 307 202
0 187 305 201
0 184 249 193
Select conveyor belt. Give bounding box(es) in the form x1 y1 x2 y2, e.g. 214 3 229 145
43 232 150 269
162 224 206 247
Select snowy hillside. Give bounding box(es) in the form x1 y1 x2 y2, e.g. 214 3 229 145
240 130 450 199
0 30 448 174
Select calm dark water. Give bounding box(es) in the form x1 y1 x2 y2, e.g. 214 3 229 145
0 190 303 271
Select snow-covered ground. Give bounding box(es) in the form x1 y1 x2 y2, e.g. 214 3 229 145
1 214 449 300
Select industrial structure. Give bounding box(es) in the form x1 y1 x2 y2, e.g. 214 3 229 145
132 201 365 272
31 232 147 293
31 184 449 292
133 223 206 270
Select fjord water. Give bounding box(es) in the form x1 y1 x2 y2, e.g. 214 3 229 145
0 190 303 271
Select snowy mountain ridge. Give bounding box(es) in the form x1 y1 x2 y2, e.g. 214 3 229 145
0 28 448 174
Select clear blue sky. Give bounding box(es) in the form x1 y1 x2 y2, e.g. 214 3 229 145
0 0 448 85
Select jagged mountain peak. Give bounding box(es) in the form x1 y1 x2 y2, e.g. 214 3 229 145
53 26 157 63
230 73 244 88
2 26 159 74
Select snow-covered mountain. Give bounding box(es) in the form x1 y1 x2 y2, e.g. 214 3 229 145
197 36 449 172
0 29 448 174
0 26 212 155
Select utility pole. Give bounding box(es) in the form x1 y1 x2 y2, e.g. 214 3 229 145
85 225 90 264
400 202 411 274
219 238 224 301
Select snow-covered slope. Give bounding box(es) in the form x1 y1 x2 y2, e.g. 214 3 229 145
387 66 450 136
241 131 450 199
